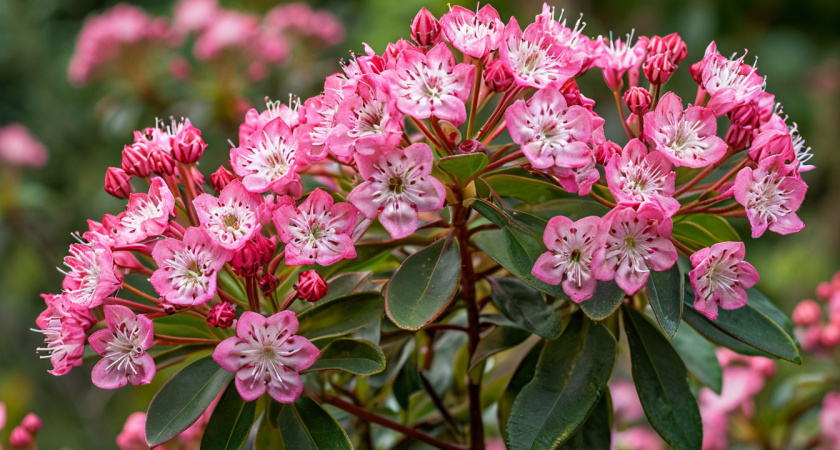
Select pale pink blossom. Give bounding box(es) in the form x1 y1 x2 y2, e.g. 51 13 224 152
213 311 320 403
643 92 728 168
612 427 663 450
113 177 176 246
0 123 48 168
193 179 263 251
297 74 347 161
239 98 304 147
173 0 218 32
549 156 601 196
532 216 600 302
689 242 759 320
700 42 766 116
194 10 259 60
439 4 504 59
348 143 446 239
231 117 303 196
88 305 155 389
499 17 586 89
591 204 679 295
150 227 233 306
272 188 358 266
820 392 840 448
116 412 147 450
532 5 594 71
733 155 807 238
32 294 94 376
606 139 679 217
593 32 647 90
331 73 404 157
61 242 122 309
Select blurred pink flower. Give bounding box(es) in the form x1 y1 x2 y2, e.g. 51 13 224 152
0 123 48 168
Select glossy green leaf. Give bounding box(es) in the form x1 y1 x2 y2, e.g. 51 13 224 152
482 173 570 204
384 238 461 330
254 412 282 449
152 313 213 338
498 344 543 442
367 337 414 388
558 389 613 450
623 307 702 450
646 263 684 338
438 152 488 182
303 338 385 376
672 214 741 252
297 292 384 340
320 272 378 303
523 198 610 222
506 317 616 449
671 323 722 393
469 325 532 371
274 397 352 449
201 382 257 450
580 281 626 321
393 358 422 411
146 356 234 446
488 277 563 339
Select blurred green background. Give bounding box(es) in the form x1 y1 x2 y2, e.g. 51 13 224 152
0 0 838 447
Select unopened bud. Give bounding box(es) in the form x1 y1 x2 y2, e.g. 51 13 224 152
295 270 327 302
484 58 514 93
411 7 441 47
9 426 32 449
458 139 486 154
172 120 207 164
231 234 276 277
207 302 236 328
793 300 822 327
822 323 840 347
724 122 756 152
121 143 152 177
21 413 42 435
148 149 176 176
662 33 687 64
211 166 236 192
104 167 132 199
623 87 652 117
643 52 676 84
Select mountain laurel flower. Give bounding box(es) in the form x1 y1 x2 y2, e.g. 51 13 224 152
592 204 679 295
60 241 122 309
213 311 320 403
643 92 728 168
231 117 303 195
297 74 347 161
273 188 358 266
440 4 504 59
410 7 441 47
532 216 601 302
112 177 176 246
689 242 759 320
593 32 647 91
295 270 328 302
623 87 652 117
733 155 807 238
506 86 594 169
331 73 404 158
32 295 94 376
88 305 155 389
606 139 679 217
700 42 766 116
150 227 233 305
549 156 601 196
193 179 263 251
207 302 237 328
0 122 48 168
747 128 796 166
383 43 475 127
483 58 515 93
210 165 236 192
348 143 446 239
499 17 585 89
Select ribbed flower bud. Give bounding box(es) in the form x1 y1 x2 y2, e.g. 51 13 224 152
211 166 236 192
623 87 652 117
260 273 280 296
148 148 176 176
230 233 276 277
121 143 152 177
643 52 676 84
458 139 486 154
484 58 514 93
207 302 236 328
172 121 207 164
295 270 328 302
411 7 441 47
21 413 42 435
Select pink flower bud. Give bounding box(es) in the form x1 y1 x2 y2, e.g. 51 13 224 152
817 281 833 300
148 149 176 176
725 122 756 152
623 87 652 117
21 413 42 435
121 143 152 177
458 139 486 154
9 426 32 449
211 166 236 192
230 234 276 277
643 52 676 84
295 270 327 302
172 121 207 164
648 33 687 65
207 302 236 328
821 323 840 347
484 58 514 93
411 7 440 47
260 273 280 296
104 167 132 199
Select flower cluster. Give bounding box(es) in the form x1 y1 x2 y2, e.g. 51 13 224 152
793 269 840 354
0 404 43 450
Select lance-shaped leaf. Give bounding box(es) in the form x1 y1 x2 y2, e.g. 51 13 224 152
646 263 684 338
201 382 257 450
524 198 610 221
488 277 563 339
558 389 613 450
498 344 543 442
439 152 488 182
385 238 461 330
272 397 352 449
623 307 702 450
505 317 616 449
481 173 571 205
672 214 740 252
580 281 626 321
670 322 723 393
469 325 532 371
297 292 384 340
146 356 234 446
303 338 385 376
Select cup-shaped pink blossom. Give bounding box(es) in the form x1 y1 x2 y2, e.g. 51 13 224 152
348 143 446 239
193 179 263 251
532 215 601 302
643 92 728 168
273 188 358 266
231 117 303 195
606 139 679 217
689 242 759 320
499 17 585 89
733 155 807 238
331 73 404 158
150 227 233 305
32 300 89 376
440 4 504 59
593 32 647 91
112 177 176 246
88 305 155 389
700 42 766 117
212 311 320 403
60 241 122 309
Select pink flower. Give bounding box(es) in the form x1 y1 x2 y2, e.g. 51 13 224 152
593 32 647 90
33 295 93 376
297 74 348 161
613 427 663 450
689 242 759 320
439 4 504 59
0 123 48 168
194 10 260 60
410 7 441 47
116 412 147 450
532 215 600 302
700 42 766 116
505 86 594 169
295 270 328 302
272 188 358 266
532 5 594 71
591 204 679 295
60 241 122 309
150 227 233 306
207 302 237 328
499 17 585 89
643 92 728 168
348 143 446 239
383 43 475 126
733 155 807 238
792 299 822 327
331 73 404 158
113 177 176 246
610 379 645 423
747 128 795 166
231 117 303 196
88 305 155 389
173 0 218 32
606 139 679 217
549 157 601 196
193 179 263 251
212 311 320 403
821 392 840 448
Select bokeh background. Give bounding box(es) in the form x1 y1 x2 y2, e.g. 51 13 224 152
0 0 838 447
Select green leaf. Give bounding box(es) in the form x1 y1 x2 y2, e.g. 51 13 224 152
201 382 257 450
145 356 234 446
481 173 571 204
438 152 488 182
274 397 352 449
255 412 282 449
670 323 723 393
646 263 684 338
367 337 414 388
580 281 626 321
469 325 532 371
682 286 801 363
498 344 543 442
297 292 384 340
321 272 377 303
152 313 213 338
488 277 564 339
557 389 613 450
623 307 702 450
303 338 385 376
393 358 422 411
672 214 741 252
506 317 616 449
384 238 461 330
523 198 610 222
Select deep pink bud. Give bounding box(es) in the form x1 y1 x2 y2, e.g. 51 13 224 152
821 323 840 347
793 300 823 327
411 7 440 47
104 167 132 199
817 281 833 299
148 149 176 176
260 273 280 296
643 52 676 84
648 33 687 65
458 139 486 154
172 122 207 164
230 233 276 277
21 413 42 435
725 104 759 151
121 143 152 177
210 166 236 192
484 58 514 93
689 60 704 84
207 302 236 328
9 427 32 449
623 87 652 117
295 270 327 302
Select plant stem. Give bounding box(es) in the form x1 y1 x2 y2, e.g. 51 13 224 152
409 117 445 151
424 323 470 333
121 283 160 304
177 163 201 226
613 89 636 140
101 297 162 314
481 149 524 174
669 237 695 258
467 57 483 140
